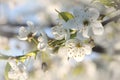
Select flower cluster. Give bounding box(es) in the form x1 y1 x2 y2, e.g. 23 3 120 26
18 21 48 51
50 5 104 62
17 5 104 63
18 21 37 41
1 4 105 80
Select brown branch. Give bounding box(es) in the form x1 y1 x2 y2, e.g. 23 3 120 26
0 14 120 28
102 14 120 26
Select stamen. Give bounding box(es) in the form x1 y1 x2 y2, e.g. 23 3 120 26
83 20 89 26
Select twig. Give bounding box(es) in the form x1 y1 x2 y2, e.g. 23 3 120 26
102 14 120 26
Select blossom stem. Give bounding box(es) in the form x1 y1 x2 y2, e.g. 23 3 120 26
31 38 38 45
48 39 65 47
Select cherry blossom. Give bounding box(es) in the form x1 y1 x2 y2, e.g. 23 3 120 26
51 26 68 40
63 6 104 38
65 39 92 62
18 21 37 41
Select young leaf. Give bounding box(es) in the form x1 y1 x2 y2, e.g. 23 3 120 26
56 10 74 22
4 62 11 80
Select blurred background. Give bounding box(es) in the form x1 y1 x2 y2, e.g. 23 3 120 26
0 0 120 80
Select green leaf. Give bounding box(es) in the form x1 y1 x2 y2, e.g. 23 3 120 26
70 29 77 39
4 62 11 80
56 10 74 22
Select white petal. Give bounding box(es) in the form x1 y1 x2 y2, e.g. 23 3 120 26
67 47 79 58
73 52 85 62
40 31 47 40
93 2 106 14
83 45 92 55
74 56 85 62
8 60 19 71
73 7 86 18
76 31 88 40
67 47 85 62
63 19 76 29
37 42 47 51
27 21 37 34
19 27 28 36
27 21 34 30
38 36 44 42
55 34 65 40
86 8 100 20
18 63 27 71
82 27 90 38
8 71 20 80
17 36 28 40
92 21 104 35
18 27 28 40
52 26 66 40
19 72 28 80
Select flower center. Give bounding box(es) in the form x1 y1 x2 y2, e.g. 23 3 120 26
83 20 89 26
76 43 81 48
27 32 33 38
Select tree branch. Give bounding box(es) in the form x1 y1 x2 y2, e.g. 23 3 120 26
102 14 120 26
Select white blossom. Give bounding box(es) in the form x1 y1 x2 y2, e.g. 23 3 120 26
63 6 104 38
51 26 69 40
18 21 37 40
65 39 92 62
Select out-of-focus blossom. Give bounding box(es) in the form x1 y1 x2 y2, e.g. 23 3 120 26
0 36 9 50
8 60 28 80
92 2 106 14
18 21 37 41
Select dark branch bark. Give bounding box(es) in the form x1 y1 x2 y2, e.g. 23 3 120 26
0 14 120 27
102 14 120 26
0 22 27 27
